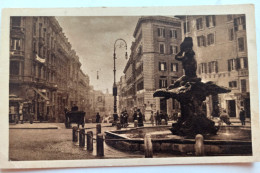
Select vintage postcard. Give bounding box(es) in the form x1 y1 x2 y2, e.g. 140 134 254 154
0 5 259 169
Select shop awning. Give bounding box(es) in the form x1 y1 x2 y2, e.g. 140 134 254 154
32 87 49 101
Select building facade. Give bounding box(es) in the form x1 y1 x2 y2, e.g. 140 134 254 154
9 16 90 122
178 14 250 119
121 16 183 120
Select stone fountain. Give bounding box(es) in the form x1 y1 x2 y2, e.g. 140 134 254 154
154 37 231 137
105 37 251 156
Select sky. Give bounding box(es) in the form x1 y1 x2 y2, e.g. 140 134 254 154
56 16 140 93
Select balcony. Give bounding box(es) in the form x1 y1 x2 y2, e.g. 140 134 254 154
238 68 248 77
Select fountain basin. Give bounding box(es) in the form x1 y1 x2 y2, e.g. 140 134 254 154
105 125 252 156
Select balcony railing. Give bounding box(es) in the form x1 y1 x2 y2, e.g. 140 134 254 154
238 68 248 77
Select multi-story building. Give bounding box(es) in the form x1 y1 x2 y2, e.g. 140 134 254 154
122 16 183 120
177 14 250 119
9 16 90 122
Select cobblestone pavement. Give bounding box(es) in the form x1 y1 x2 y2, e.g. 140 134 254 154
9 120 251 161
9 123 144 161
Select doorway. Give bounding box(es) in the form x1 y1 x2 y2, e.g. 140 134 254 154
227 100 236 117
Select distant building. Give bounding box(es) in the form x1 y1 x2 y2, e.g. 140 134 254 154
177 14 250 119
122 16 183 120
9 17 90 123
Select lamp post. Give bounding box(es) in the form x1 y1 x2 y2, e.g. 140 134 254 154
112 39 128 124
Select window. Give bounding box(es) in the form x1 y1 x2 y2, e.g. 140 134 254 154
234 16 246 31
201 63 207 74
159 43 165 54
159 79 167 88
196 18 203 30
228 28 234 41
208 61 218 73
184 21 190 33
159 62 167 71
39 23 42 37
10 61 20 75
197 36 206 47
170 29 177 38
241 79 247 92
33 21 36 36
11 17 21 27
10 38 21 50
157 28 165 37
33 41 36 53
137 81 144 91
206 15 216 27
227 15 233 21
171 63 178 72
238 37 245 52
228 59 237 71
229 81 237 88
237 57 248 69
207 33 215 45
170 45 178 54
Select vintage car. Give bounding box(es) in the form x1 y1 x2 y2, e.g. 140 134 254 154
65 111 86 128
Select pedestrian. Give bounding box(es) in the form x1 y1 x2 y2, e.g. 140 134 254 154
164 112 169 125
71 104 78 111
136 109 144 127
220 110 231 125
124 110 129 127
155 110 160 125
239 108 246 126
133 110 137 122
96 112 100 123
150 111 154 126
159 111 164 125
120 111 125 126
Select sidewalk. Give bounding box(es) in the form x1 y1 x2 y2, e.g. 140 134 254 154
9 123 59 129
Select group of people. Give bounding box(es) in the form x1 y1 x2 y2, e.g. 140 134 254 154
219 108 246 126
120 110 129 127
150 111 169 126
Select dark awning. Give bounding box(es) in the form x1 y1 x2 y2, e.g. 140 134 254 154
32 87 49 101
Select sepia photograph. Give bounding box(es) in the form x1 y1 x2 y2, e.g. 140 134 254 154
0 5 259 169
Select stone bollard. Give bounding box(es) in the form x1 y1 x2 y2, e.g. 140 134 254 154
96 134 104 156
72 126 78 142
83 133 88 150
161 119 166 125
116 122 121 130
134 120 138 127
144 134 153 158
195 134 205 156
79 129 85 147
96 123 101 134
75 128 80 146
87 131 93 151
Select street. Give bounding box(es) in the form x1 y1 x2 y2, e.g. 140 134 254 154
9 123 144 161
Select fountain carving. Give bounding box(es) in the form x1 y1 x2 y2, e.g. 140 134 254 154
153 37 231 137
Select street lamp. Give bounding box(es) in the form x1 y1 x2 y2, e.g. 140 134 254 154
113 38 128 124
